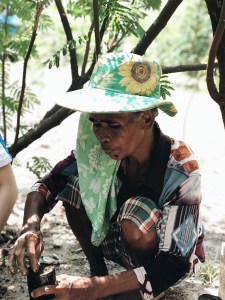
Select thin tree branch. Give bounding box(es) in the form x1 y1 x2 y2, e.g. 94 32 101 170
81 12 108 75
81 21 94 75
8 106 74 157
82 59 97 84
99 14 109 42
12 0 47 156
93 0 101 58
108 32 126 52
206 0 225 104
132 0 183 55
54 0 79 79
82 4 109 77
162 62 218 74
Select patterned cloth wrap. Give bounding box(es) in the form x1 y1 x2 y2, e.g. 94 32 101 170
102 196 162 268
76 112 120 246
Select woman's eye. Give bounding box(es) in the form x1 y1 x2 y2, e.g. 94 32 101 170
93 123 101 128
92 122 121 129
109 124 121 129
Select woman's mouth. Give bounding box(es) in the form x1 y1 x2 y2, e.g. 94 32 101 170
102 148 115 155
102 148 120 159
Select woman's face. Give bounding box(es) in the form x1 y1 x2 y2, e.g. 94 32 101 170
89 112 152 161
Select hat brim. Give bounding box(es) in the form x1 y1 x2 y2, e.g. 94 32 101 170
56 87 177 117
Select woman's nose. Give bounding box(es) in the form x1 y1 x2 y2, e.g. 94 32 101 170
97 128 111 143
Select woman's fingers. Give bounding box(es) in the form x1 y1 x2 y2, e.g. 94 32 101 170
31 285 57 298
26 232 42 273
8 231 44 275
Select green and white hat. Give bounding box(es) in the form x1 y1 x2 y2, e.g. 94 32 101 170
57 52 177 116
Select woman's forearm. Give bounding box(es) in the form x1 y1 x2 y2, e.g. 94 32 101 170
92 269 140 299
21 191 49 234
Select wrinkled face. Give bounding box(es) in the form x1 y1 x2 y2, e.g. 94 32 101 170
89 112 150 160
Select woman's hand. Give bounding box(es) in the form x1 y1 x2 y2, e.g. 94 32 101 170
8 192 48 276
31 274 97 300
8 230 44 275
31 269 141 299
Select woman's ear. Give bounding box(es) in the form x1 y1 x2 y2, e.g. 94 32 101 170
142 110 155 127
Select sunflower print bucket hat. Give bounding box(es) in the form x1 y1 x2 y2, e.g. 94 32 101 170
57 52 177 116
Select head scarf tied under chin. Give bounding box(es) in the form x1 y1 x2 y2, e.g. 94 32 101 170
76 113 120 246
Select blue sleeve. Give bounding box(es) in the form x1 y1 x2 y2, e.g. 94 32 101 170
0 134 12 167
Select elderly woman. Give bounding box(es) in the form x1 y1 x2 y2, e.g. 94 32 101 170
8 52 205 300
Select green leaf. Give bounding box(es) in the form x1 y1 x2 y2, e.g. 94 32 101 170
62 46 67 56
26 156 52 179
160 74 174 100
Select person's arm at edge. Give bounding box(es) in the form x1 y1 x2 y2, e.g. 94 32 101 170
0 163 18 232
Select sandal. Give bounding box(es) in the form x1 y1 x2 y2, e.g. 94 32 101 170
198 294 222 300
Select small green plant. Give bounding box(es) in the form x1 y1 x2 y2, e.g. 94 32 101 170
160 74 174 100
44 38 77 69
26 156 52 179
198 260 220 286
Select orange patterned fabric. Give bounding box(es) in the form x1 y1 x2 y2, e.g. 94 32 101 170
171 140 199 173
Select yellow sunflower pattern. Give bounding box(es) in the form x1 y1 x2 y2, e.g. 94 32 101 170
118 60 160 96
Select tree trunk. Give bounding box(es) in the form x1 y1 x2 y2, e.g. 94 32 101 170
205 0 225 128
